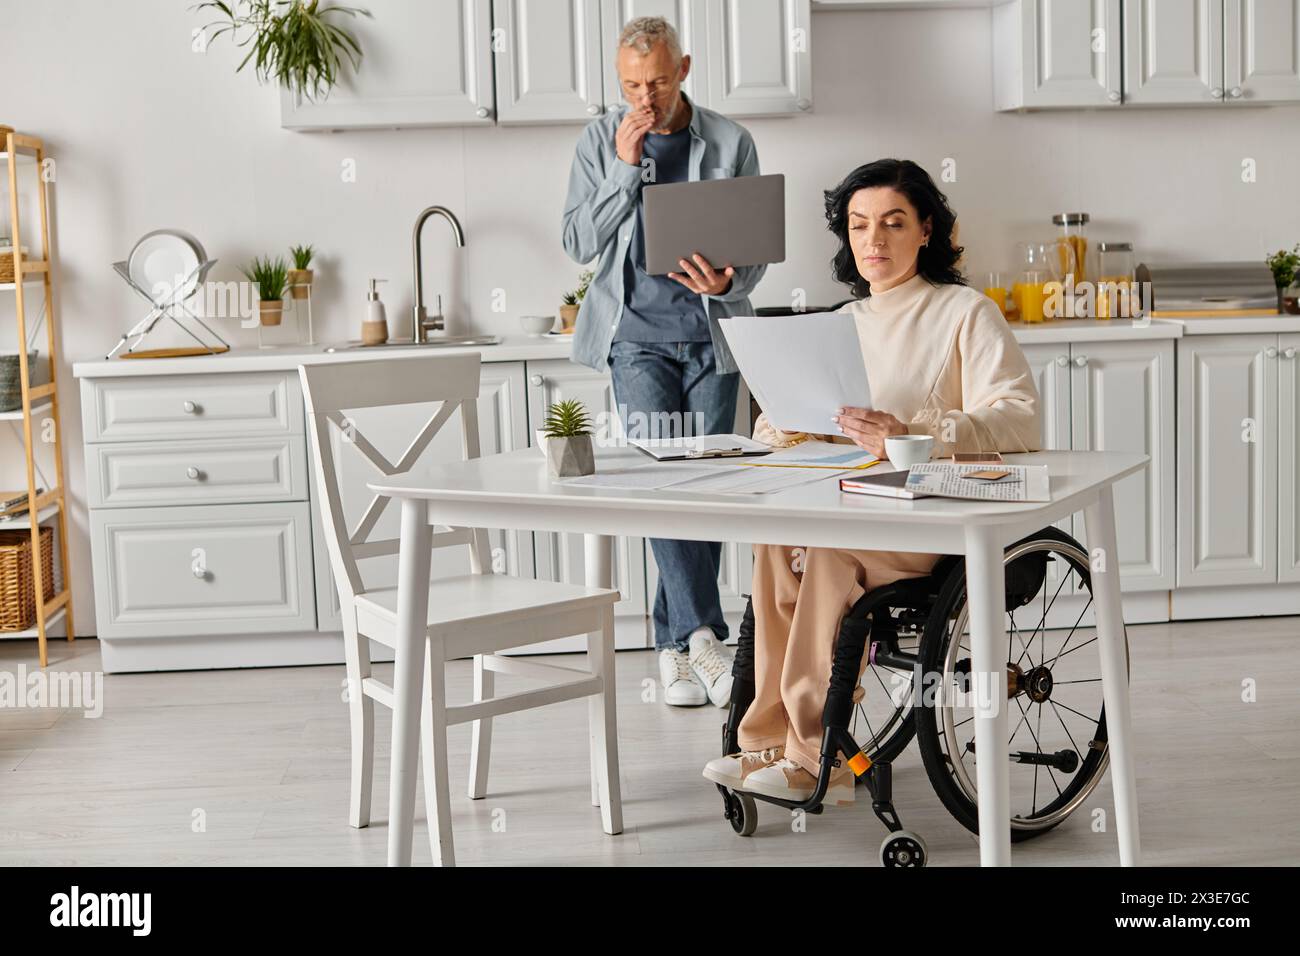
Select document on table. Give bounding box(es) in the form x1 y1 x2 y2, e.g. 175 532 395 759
740 439 878 470
559 460 847 495
904 462 1051 502
629 433 772 461
718 313 871 435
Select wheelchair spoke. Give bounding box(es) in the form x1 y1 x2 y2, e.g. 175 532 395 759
1052 698 1102 725
1016 571 1070 668
1044 595 1094 669
1049 699 1087 760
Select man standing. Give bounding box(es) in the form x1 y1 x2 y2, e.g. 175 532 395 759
561 17 767 708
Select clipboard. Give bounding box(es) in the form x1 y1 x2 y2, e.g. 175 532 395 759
629 434 773 462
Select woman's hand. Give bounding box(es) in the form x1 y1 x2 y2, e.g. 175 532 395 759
831 407 909 456
668 253 735 296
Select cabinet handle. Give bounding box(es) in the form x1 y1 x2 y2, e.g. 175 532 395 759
186 466 201 481
1284 347 1297 359
587 104 601 115
1210 87 1224 99
476 107 490 119
796 98 812 110
1266 346 1278 358
1074 355 1088 367
182 400 199 414
1228 86 1243 99
530 374 544 387
1107 90 1120 103
193 565 207 579
1056 355 1069 367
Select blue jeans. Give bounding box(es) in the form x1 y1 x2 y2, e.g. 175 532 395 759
608 340 740 652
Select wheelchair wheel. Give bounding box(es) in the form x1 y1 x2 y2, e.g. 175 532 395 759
723 789 758 837
879 830 928 868
914 527 1130 842
849 624 921 768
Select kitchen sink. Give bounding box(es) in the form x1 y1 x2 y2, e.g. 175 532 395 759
323 335 502 353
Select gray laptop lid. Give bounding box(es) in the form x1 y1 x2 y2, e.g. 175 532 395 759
642 173 786 276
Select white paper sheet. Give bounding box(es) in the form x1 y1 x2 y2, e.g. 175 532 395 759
628 433 771 461
904 463 1051 502
719 313 871 435
659 465 847 495
742 439 878 469
559 463 724 490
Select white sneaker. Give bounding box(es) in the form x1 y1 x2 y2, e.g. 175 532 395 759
687 628 734 707
744 757 856 807
658 648 707 706
702 745 785 790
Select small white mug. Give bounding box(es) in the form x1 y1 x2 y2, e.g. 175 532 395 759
884 434 934 470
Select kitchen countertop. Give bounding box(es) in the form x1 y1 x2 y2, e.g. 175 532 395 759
73 314 1300 379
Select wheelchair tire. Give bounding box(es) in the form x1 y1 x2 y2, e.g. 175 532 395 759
879 830 928 868
913 526 1130 843
725 790 758 837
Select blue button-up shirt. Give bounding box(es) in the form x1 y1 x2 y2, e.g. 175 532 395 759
560 94 768 375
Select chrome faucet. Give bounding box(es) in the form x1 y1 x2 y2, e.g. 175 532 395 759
411 205 465 342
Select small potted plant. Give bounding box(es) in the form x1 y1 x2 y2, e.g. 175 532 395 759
1266 244 1300 315
288 244 314 299
558 269 593 334
241 255 289 326
542 398 595 478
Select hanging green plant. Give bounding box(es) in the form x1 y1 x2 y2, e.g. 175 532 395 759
195 0 373 101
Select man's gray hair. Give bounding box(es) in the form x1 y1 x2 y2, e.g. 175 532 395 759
618 16 683 61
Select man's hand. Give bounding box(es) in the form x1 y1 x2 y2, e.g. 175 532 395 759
616 106 656 166
831 407 909 457
668 252 735 296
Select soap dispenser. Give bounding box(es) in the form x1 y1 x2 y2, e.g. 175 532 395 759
362 278 389 346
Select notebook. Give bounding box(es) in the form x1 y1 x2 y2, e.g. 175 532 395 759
839 470 931 500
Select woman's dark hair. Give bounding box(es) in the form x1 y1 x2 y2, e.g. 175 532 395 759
825 158 965 298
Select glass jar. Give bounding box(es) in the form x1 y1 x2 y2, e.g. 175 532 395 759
1052 212 1090 284
1013 242 1059 324
1096 241 1135 319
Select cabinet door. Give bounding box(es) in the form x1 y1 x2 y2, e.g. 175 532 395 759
1069 341 1176 591
1020 343 1077 594
601 0 706 108
279 0 495 129
1123 0 1224 105
312 363 532 632
1278 334 1300 582
994 0 1122 109
1176 334 1278 587
703 0 812 116
525 359 650 646
494 0 606 124
1224 0 1300 103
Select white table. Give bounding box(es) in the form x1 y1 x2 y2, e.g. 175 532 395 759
370 447 1146 867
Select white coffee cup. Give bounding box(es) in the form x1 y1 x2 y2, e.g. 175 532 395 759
884 434 934 470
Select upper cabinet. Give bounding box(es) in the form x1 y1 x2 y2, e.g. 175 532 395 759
996 0 1300 109
280 0 496 130
994 0 1123 110
281 0 812 129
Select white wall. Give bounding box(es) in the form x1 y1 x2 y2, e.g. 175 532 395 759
2 0 1298 637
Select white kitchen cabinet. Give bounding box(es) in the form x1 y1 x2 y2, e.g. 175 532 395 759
1021 339 1174 593
279 0 496 129
703 0 813 115
993 0 1123 110
493 0 606 124
601 0 706 107
1176 334 1277 587
1123 0 1224 105
1069 340 1176 591
312 362 533 632
525 358 650 649
1278 333 1300 582
1224 0 1300 103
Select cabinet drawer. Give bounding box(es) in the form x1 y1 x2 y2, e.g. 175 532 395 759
90 502 316 639
82 372 303 442
88 437 308 508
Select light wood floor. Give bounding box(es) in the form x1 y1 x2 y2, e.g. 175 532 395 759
1 615 1297 866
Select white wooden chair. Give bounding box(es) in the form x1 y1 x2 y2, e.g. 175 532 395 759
300 354 622 866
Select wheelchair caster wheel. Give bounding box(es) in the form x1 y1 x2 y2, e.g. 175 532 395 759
879 830 927 867
725 790 758 837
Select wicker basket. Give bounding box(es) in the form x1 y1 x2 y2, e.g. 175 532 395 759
0 526 56 632
0 249 14 284
0 351 41 413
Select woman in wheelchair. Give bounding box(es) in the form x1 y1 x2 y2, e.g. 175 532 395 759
703 159 1042 808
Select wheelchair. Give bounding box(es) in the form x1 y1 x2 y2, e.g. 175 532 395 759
715 525 1129 867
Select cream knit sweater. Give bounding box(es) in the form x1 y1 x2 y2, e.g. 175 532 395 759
752 273 1042 457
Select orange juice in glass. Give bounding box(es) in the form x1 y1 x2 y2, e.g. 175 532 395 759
983 271 1009 317
1016 279 1047 323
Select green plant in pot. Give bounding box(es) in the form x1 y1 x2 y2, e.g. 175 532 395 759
1266 244 1300 315
542 399 595 478
241 255 289 326
288 244 314 299
195 0 373 101
558 269 593 334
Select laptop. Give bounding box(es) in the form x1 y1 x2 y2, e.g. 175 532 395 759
643 173 786 276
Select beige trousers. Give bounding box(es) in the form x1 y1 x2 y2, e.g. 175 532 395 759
737 543 941 772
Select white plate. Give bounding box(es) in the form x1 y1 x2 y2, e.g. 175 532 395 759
127 229 205 302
